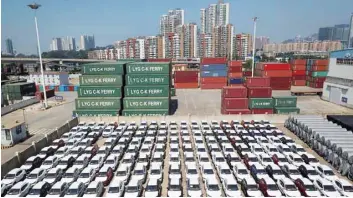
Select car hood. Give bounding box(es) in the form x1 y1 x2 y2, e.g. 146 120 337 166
1 179 14 186
24 179 37 185
290 174 303 180
20 165 32 171
324 191 343 197
83 194 97 197
144 191 159 197
76 178 91 184
324 175 339 182
43 178 57 185
272 174 287 180
41 165 52 170
124 192 139 197
26 194 41 197
187 190 202 197
206 190 222 197
169 175 181 180
72 165 84 170
168 190 182 197
225 190 241 197
37 154 46 159
285 190 302 197
267 190 283 197
95 176 106 182
306 190 322 197
61 178 74 184
236 174 249 181
247 190 263 197
342 192 353 197
56 165 67 170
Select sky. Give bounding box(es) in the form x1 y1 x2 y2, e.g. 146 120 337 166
1 0 352 54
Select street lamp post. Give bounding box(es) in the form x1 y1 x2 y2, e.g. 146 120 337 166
28 3 48 108
252 17 258 77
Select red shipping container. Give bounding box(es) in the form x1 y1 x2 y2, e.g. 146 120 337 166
309 82 324 88
290 59 307 65
229 84 245 87
174 71 198 77
222 98 248 109
35 89 55 100
228 72 243 78
147 58 171 62
200 77 227 84
200 83 227 89
313 59 329 66
251 109 274 114
45 85 50 90
243 71 252 77
292 70 306 76
228 66 242 73
68 85 74 91
256 63 291 70
311 65 328 71
221 108 251 115
245 77 270 87
54 86 60 91
175 76 198 83
292 76 306 80
292 80 306 86
307 76 326 83
201 57 227 64
257 70 292 77
174 82 199 89
228 61 242 67
291 65 306 71
248 87 272 98
222 86 247 98
35 85 40 92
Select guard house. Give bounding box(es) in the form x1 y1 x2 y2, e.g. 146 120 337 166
1 120 28 147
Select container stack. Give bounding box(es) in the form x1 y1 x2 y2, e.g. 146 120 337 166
246 77 273 114
255 62 292 90
273 96 300 114
221 86 250 114
174 71 198 88
2 82 36 101
306 59 329 88
122 62 171 116
74 62 126 117
200 57 228 89
227 60 243 86
290 59 307 86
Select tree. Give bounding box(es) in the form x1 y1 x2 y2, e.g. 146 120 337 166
41 50 88 59
243 59 252 70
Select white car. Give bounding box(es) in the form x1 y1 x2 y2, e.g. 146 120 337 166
170 143 179 153
66 139 79 149
185 163 199 180
277 178 302 197
106 178 125 197
149 163 163 180
332 178 353 197
105 155 119 171
225 152 242 167
77 167 96 186
96 146 110 160
77 138 92 148
282 164 303 181
217 163 234 181
131 163 147 183
258 153 273 167
26 181 51 197
211 152 226 166
263 144 280 156
169 162 181 180
72 132 87 141
88 155 104 171
41 155 59 170
298 178 322 197
168 178 183 197
125 176 143 197
61 167 80 185
144 178 160 197
47 181 69 196
24 168 46 185
1 168 26 193
222 177 241 197
261 176 283 197
201 163 215 179
169 152 180 163
72 155 90 171
286 153 306 167
266 164 286 181
313 178 343 197
42 168 64 185
315 164 339 182
233 163 250 182
204 177 222 197
102 126 114 138
115 164 131 184
5 181 31 197
250 144 266 155
84 181 104 197
198 152 210 165
55 146 70 159
65 181 86 197
61 132 75 143
187 177 202 197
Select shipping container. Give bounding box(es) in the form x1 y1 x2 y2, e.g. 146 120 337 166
200 83 227 89
126 62 170 74
310 66 328 71
290 59 307 65
35 89 55 100
292 76 306 80
125 74 170 85
292 80 306 86
221 108 251 115
124 85 170 97
174 82 199 89
229 78 243 84
222 98 248 109
147 58 171 62
200 77 227 84
228 61 242 67
78 86 122 97
245 77 270 87
228 72 243 78
307 76 326 82
122 109 169 116
2 82 36 99
274 107 300 114
75 98 121 110
309 71 328 77
174 75 198 83
251 109 274 114
243 71 252 77
79 75 123 86
228 67 242 73
256 70 292 77
73 110 120 117
171 88 176 96
222 86 247 98
174 71 198 77
123 97 169 109
256 63 291 70
292 70 306 76
200 70 227 77
308 82 324 88
248 98 274 109
81 62 127 75
291 65 306 71
201 64 227 71
313 59 329 66
201 57 227 64
273 96 297 107
248 87 272 98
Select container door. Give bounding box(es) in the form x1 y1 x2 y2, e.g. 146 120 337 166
329 87 341 105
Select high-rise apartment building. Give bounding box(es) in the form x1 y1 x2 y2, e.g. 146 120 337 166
201 2 230 34
80 35 95 50
263 41 342 53
235 33 252 60
5 38 14 55
255 36 270 50
50 38 63 51
349 13 353 48
318 24 350 42
177 23 198 58
114 38 146 59
200 9 206 34
159 9 184 35
213 24 233 58
62 36 76 51
164 33 180 59
199 34 213 58
216 2 230 26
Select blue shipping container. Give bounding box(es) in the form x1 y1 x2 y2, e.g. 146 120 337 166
201 64 227 71
58 85 65 92
201 70 227 77
49 85 55 90
74 85 79 91
229 78 243 84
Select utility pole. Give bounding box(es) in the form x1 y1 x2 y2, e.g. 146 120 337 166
252 17 258 77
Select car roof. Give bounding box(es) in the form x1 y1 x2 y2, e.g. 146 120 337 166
8 168 22 174
170 163 180 168
109 178 123 187
184 152 194 156
189 177 199 184
32 181 48 189
99 165 111 172
218 163 230 169
170 178 181 185
301 178 314 185
236 163 247 169
52 181 67 188
69 182 82 189
135 163 145 169
252 163 265 169
81 167 93 173
147 178 159 185
281 177 295 184
77 155 88 160
206 178 219 185
202 163 213 169
106 155 117 160
91 155 103 160
12 181 28 188
268 164 280 169
262 176 276 184
26 156 38 161
30 168 43 174
318 178 333 185
213 152 224 157
320 165 333 170
66 167 78 173
128 177 141 186
186 163 197 169
151 163 161 169
48 167 61 173
87 181 101 188
302 164 315 170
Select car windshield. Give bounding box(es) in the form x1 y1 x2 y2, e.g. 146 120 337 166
66 189 78 195
294 158 304 162
247 184 258 191
185 157 194 162
208 184 219 191
227 184 238 191
290 169 300 175
108 187 120 193
43 160 53 165
27 173 38 179
29 189 41 195
309 158 319 163
221 169 231 174
307 170 319 175
324 185 336 192
56 151 65 155
188 169 197 174
324 170 334 175
169 185 180 191
75 160 84 165
343 186 353 192
98 171 108 177
305 185 316 191
263 158 272 162
279 157 288 162
126 186 138 192
285 184 297 191
171 157 179 161
151 170 160 175
104 129 111 132
135 170 144 175
238 169 248 174
80 173 90 178
189 184 200 190
49 188 61 195
198 148 206 152
98 150 106 154
64 173 74 178
47 173 57 178
270 148 278 152
249 157 258 162
273 170 283 175
204 169 214 174
106 160 115 164
255 148 263 152
171 169 179 174
4 173 15 179
67 142 75 146
117 171 126 176
147 185 157 191
201 158 209 162
7 188 20 195
257 169 267 174
226 148 234 152
262 140 269 144
297 148 306 152
268 184 279 190
90 160 99 165
86 188 96 194
216 157 225 162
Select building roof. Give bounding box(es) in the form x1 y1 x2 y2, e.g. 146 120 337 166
330 49 353 58
1 118 25 129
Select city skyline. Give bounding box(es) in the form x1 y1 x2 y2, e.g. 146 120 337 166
1 0 352 54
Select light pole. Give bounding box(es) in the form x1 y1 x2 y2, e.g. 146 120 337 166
252 17 258 77
28 3 48 108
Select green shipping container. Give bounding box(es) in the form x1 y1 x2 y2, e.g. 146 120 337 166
125 74 170 85
126 62 170 74
122 109 169 116
124 86 170 97
117 59 141 62
81 62 128 75
274 107 300 114
171 88 176 96
75 98 121 110
77 86 122 97
248 98 274 109
73 110 119 117
79 75 123 86
310 71 328 77
273 96 297 107
123 97 170 109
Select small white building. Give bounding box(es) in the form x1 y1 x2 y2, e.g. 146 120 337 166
1 120 28 147
28 72 69 86
322 49 353 108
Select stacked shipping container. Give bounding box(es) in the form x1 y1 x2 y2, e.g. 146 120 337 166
2 82 36 101
255 63 292 90
290 59 307 86
174 71 198 88
246 77 274 114
74 62 126 117
200 58 228 89
221 86 250 114
273 96 300 114
227 60 243 86
122 62 171 116
306 59 329 88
